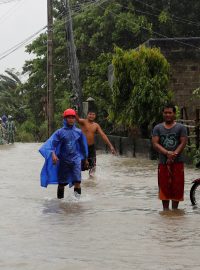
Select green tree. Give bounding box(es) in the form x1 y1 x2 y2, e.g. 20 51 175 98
19 0 200 140
0 69 26 123
133 0 200 37
110 46 172 137
72 0 152 125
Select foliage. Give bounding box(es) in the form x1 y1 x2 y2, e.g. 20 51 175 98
2 0 200 141
185 145 200 168
175 105 181 120
83 53 113 127
0 69 27 123
192 87 200 98
72 0 152 126
193 148 200 168
110 46 172 133
133 0 200 37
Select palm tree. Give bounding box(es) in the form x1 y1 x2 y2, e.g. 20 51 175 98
0 69 27 122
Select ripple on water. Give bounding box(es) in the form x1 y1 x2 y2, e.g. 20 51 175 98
42 193 93 215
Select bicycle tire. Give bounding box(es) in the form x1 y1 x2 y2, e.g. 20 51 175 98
190 182 200 205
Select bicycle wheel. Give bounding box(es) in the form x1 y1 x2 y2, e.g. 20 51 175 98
190 182 200 205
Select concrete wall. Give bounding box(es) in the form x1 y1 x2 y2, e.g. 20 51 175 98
95 135 154 159
95 135 193 163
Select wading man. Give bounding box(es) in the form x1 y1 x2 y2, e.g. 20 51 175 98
152 104 188 210
76 110 116 177
39 108 88 199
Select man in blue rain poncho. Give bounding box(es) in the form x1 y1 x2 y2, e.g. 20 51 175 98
39 108 89 199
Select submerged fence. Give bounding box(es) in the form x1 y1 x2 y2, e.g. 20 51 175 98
179 108 200 150
95 135 153 159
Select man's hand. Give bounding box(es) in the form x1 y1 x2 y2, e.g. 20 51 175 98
82 159 89 170
110 146 116 155
52 152 59 165
166 151 178 164
84 159 89 169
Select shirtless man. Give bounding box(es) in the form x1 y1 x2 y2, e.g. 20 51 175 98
76 110 116 176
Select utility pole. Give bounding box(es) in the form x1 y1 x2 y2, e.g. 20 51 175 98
65 0 83 115
47 0 54 136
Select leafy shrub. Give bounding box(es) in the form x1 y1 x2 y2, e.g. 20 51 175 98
110 45 172 136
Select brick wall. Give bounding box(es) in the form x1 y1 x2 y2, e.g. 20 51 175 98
145 37 200 119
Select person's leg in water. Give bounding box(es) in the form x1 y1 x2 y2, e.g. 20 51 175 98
57 160 69 199
74 181 81 197
162 200 170 210
72 161 82 197
172 200 179 209
88 145 96 177
57 184 65 199
89 157 96 177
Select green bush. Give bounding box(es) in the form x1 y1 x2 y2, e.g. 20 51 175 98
16 120 37 142
16 130 35 142
110 45 172 136
37 121 48 142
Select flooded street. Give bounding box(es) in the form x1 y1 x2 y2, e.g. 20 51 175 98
0 143 200 270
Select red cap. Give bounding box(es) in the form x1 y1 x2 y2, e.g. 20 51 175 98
63 108 76 117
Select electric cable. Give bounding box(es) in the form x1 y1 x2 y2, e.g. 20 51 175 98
0 0 25 24
133 0 200 27
0 26 47 61
98 3 200 50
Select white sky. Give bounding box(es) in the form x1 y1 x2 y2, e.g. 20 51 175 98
0 0 47 75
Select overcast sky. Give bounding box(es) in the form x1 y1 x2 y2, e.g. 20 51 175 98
0 0 47 75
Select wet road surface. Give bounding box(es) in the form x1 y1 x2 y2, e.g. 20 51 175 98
0 143 200 270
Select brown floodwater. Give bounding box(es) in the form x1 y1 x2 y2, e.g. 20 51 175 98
0 143 200 270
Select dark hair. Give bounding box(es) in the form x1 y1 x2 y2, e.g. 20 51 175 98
162 103 176 113
87 110 96 114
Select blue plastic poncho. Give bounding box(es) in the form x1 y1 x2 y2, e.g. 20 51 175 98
39 120 88 188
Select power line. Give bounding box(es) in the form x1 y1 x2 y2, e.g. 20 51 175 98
133 0 200 27
98 3 200 51
1 0 199 64
0 0 25 24
133 8 200 27
68 0 200 50
0 6 83 62
57 0 109 28
0 26 47 61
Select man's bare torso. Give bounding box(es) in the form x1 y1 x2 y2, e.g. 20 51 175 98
80 120 98 145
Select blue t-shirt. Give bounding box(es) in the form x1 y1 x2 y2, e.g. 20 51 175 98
152 122 187 164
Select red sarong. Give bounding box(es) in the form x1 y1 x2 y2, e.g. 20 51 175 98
158 162 184 201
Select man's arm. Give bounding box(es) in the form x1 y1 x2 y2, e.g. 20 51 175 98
152 135 175 162
174 136 188 155
51 131 60 164
152 136 168 156
75 112 86 126
152 135 187 162
96 124 116 154
79 132 89 169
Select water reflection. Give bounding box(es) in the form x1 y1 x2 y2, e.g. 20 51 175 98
159 208 186 217
42 194 92 216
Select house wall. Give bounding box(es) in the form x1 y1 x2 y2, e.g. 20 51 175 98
145 37 200 119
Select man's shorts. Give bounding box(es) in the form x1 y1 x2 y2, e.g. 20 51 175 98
158 162 184 201
88 144 96 169
58 160 81 185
